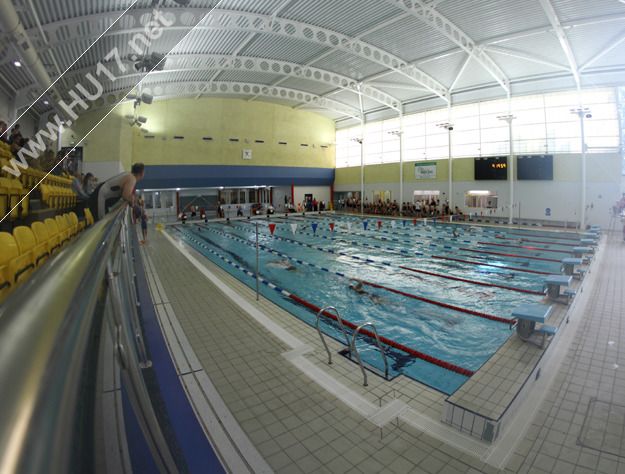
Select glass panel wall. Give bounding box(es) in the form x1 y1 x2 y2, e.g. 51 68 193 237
336 87 620 168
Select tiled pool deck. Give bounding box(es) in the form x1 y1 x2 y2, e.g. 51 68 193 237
140 217 622 473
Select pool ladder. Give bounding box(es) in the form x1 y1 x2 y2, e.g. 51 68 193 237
315 306 389 386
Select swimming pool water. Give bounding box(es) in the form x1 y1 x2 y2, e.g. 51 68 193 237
171 215 575 394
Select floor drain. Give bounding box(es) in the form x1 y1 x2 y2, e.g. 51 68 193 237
577 398 625 457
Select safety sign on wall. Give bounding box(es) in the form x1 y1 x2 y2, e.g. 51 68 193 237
545 208 551 216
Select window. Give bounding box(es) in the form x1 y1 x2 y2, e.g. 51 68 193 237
335 87 620 169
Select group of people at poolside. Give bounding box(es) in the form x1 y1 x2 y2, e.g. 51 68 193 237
357 199 462 218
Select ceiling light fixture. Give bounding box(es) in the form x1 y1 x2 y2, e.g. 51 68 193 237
13 61 21 67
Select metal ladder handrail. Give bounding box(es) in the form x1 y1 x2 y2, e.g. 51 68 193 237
315 306 351 364
351 322 389 386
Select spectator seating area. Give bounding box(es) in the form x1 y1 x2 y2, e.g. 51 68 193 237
0 208 94 303
0 141 76 220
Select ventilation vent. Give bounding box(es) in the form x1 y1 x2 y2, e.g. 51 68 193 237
300 144 308 147
144 135 155 139
278 141 287 145
255 140 264 144
173 136 184 140
320 145 328 149
203 137 213 141
229 138 239 142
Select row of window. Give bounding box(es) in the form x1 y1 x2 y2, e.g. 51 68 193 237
336 88 621 168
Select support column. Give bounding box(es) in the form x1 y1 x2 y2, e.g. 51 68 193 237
359 120 364 214
291 183 294 206
498 113 516 224
399 109 404 207
570 107 589 229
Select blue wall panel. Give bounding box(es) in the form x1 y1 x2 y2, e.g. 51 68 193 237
136 165 335 189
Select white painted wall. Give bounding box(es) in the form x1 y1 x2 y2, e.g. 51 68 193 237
82 161 125 182
293 185 331 206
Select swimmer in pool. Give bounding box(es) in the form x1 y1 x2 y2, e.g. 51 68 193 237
494 234 507 239
452 229 459 238
464 226 479 233
266 260 297 271
515 238 529 244
348 279 390 304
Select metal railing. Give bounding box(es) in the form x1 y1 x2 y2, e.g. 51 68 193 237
351 323 389 387
0 205 177 473
315 306 351 364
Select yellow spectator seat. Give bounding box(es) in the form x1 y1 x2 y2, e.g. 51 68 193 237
67 212 81 235
45 218 68 250
84 208 94 227
0 178 8 219
0 178 20 220
0 158 9 178
55 215 71 245
32 221 60 256
14 226 49 267
63 213 78 239
10 179 28 217
0 232 35 288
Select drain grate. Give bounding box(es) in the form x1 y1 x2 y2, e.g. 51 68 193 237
578 398 625 457
366 399 411 427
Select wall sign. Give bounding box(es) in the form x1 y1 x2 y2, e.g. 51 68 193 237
243 150 252 160
415 162 437 180
545 208 551 216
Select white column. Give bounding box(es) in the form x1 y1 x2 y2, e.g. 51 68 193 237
498 114 516 224
571 108 589 229
448 128 453 212
399 110 404 206
360 120 364 214
508 121 514 224
580 113 586 229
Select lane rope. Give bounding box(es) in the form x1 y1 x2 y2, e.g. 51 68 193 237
477 242 572 254
460 248 562 262
432 256 553 274
171 225 474 377
398 266 544 295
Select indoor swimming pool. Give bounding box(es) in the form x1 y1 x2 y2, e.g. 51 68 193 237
170 215 576 394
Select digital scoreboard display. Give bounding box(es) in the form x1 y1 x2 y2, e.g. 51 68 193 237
474 156 508 180
517 155 553 180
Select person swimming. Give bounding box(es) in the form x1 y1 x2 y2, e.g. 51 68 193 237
515 238 529 244
452 229 459 238
348 279 390 304
464 226 479 233
266 260 297 271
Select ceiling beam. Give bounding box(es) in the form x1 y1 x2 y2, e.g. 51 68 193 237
59 54 401 111
83 80 363 121
27 8 448 100
449 53 471 92
381 0 509 92
579 30 625 72
485 45 571 72
538 0 581 87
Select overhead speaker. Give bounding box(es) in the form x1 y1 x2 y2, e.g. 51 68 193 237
138 116 147 124
172 0 191 5
141 93 153 105
147 52 165 71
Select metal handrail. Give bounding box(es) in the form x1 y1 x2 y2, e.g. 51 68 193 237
0 205 176 473
0 205 125 473
315 306 351 364
351 322 389 386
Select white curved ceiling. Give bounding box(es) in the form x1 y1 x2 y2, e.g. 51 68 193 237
1 0 624 124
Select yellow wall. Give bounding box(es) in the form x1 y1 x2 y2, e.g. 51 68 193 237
67 98 335 170
334 154 620 185
129 98 335 168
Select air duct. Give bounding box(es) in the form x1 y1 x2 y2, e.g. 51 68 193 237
0 0 64 114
